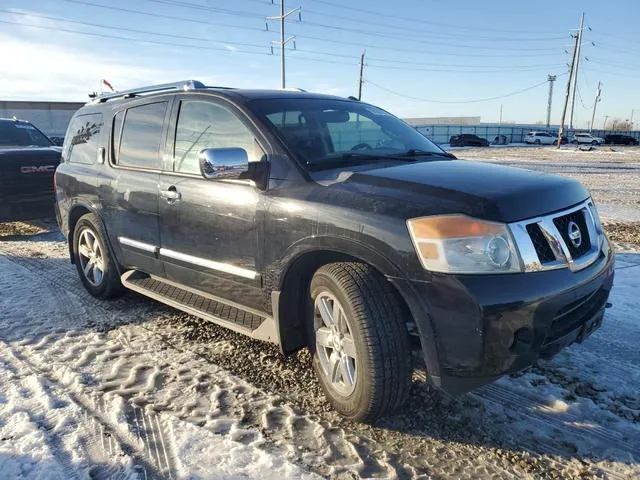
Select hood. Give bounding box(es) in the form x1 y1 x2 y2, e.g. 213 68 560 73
320 159 589 223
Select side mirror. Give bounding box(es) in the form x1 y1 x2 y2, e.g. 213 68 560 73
199 148 249 180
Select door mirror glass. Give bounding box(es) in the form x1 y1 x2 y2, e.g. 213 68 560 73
199 147 249 179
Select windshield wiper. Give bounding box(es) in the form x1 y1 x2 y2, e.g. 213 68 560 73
395 149 456 159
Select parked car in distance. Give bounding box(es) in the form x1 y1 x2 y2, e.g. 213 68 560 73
55 80 614 422
570 133 605 145
0 118 61 222
493 134 508 145
524 131 555 145
449 134 490 147
604 134 638 145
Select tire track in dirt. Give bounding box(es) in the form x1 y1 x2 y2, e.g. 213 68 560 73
3 243 637 478
0 341 163 479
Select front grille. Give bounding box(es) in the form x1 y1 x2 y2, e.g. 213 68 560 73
553 210 591 259
546 288 608 343
526 223 556 263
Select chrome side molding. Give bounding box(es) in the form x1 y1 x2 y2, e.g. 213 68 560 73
159 248 258 280
118 236 157 254
118 237 258 280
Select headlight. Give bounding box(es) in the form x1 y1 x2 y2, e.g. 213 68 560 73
407 215 522 274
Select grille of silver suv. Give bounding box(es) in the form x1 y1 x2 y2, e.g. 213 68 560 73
508 200 604 273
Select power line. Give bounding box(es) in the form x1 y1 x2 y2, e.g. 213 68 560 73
299 6 567 42
0 10 268 45
119 0 565 51
51 1 561 59
292 32 561 57
57 0 267 34
2 11 563 74
296 19 563 51
309 0 561 35
364 77 559 104
576 85 593 110
139 0 264 20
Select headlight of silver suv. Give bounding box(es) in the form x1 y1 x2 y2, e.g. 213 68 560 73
407 215 523 274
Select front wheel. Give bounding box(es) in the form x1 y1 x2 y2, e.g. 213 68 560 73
73 213 124 299
308 262 412 422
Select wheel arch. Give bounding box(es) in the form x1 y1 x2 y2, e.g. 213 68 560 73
66 204 119 272
272 237 412 355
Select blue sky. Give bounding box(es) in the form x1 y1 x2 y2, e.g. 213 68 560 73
1 0 638 126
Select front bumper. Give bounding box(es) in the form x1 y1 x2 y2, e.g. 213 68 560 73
390 244 615 395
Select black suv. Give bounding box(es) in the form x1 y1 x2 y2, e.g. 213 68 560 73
55 81 614 421
449 134 490 147
604 134 638 145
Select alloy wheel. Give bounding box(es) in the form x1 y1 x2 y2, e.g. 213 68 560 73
314 292 358 397
77 228 105 287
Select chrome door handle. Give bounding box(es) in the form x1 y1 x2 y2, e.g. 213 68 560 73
160 189 181 202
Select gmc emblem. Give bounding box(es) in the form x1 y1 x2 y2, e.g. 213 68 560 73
20 165 56 174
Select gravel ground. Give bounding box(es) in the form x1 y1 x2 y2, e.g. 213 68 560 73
0 223 639 479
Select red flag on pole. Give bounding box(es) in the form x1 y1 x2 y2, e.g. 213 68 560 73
101 79 115 92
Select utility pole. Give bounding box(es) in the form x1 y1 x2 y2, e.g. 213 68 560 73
603 115 609 130
266 0 301 89
631 109 636 130
546 74 557 128
569 12 585 130
357 51 366 100
499 104 503 124
557 22 580 148
589 81 601 132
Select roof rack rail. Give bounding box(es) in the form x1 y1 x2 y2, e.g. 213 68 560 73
93 80 206 103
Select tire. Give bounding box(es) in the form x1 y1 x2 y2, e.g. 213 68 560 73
308 262 412 422
72 213 125 299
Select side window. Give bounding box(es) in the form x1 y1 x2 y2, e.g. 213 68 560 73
174 100 264 175
111 110 124 164
64 113 103 164
117 102 167 170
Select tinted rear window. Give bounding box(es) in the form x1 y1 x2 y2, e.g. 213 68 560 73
64 114 103 164
117 102 167 169
0 121 52 148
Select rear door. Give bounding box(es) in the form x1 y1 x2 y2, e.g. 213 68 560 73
101 99 172 276
157 95 267 310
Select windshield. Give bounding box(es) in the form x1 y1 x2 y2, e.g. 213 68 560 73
250 98 445 169
0 121 52 148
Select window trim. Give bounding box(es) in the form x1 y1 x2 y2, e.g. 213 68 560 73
108 98 172 173
166 95 269 183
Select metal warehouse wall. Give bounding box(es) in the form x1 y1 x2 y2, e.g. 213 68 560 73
0 101 84 138
414 124 640 145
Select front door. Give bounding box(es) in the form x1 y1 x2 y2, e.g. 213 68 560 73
101 100 171 276
158 97 267 310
